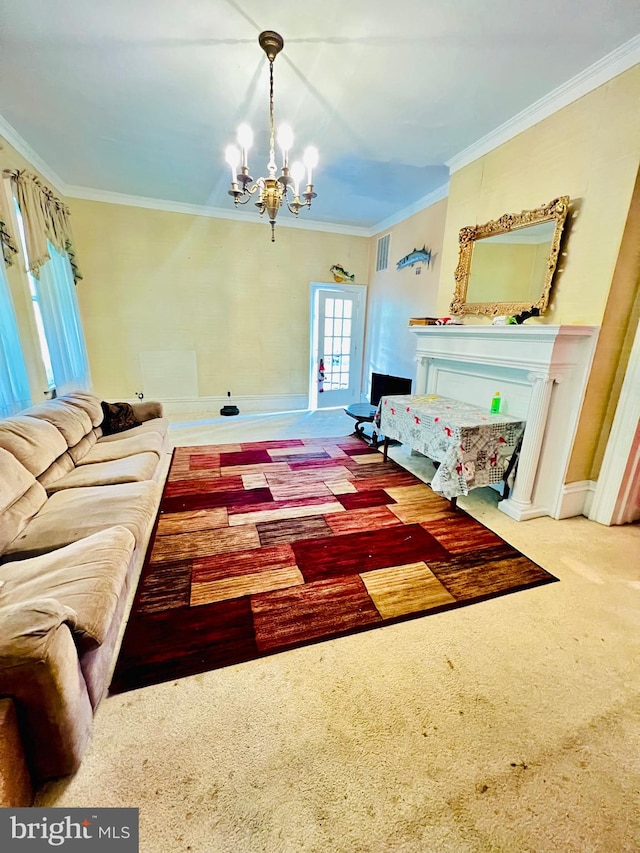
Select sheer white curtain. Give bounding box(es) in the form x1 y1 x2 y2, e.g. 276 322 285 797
35 241 91 395
0 260 31 416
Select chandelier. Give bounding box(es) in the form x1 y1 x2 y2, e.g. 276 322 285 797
225 31 318 242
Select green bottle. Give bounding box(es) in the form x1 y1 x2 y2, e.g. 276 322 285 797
490 392 501 414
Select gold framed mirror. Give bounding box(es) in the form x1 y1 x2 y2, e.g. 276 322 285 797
450 196 569 317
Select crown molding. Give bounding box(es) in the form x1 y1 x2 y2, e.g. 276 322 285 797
447 34 640 173
63 184 371 237
0 113 67 192
367 183 450 237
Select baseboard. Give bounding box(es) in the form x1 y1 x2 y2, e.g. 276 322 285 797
498 499 549 521
554 480 597 519
582 480 598 518
156 394 310 418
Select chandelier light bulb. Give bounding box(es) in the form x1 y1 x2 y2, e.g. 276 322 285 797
237 123 253 149
277 124 294 167
225 145 240 180
236 123 253 168
290 161 305 196
303 146 319 169
303 146 319 185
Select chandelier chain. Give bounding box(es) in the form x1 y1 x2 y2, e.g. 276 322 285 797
268 60 276 175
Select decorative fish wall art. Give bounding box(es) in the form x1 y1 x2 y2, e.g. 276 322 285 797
396 245 432 270
330 263 355 283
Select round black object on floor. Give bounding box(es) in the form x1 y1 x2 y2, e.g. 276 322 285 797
220 405 239 416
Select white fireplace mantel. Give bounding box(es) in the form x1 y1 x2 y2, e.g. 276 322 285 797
411 324 599 520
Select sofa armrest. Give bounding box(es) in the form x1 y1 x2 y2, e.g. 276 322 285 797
130 400 164 422
0 600 94 782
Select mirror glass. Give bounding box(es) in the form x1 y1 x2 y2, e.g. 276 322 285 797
450 196 569 317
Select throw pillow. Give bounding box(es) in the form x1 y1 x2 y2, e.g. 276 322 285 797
100 401 141 435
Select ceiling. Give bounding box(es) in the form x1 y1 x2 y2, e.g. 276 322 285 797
1 0 639 233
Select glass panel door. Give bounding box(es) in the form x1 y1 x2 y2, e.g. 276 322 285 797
311 285 364 409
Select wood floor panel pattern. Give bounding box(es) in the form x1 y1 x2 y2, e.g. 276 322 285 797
251 576 382 653
323 505 402 536
388 499 454 525
163 476 240 499
220 461 292 477
256 516 333 547
136 560 192 614
269 480 333 501
242 473 268 490
327 479 358 495
150 524 261 562
192 544 296 583
420 515 505 553
156 507 228 537
336 489 397 510
267 446 331 458
227 494 342 517
111 439 558 693
361 561 455 619
227 500 344 527
188 453 222 470
191 566 304 606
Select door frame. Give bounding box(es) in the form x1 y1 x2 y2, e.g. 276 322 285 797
308 282 367 410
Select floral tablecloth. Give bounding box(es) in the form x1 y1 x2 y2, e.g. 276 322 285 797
376 394 525 500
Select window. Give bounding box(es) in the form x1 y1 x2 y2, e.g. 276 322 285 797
376 233 390 272
13 202 55 389
322 296 353 391
13 201 90 395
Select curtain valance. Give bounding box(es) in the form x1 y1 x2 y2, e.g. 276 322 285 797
3 169 83 284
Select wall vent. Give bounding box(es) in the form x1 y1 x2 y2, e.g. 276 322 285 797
375 233 390 272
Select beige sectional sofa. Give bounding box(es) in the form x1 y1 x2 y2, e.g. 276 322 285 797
0 392 169 784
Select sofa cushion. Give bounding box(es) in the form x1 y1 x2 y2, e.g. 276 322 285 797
0 448 48 554
68 431 98 464
57 391 104 428
22 400 93 449
0 527 136 653
100 401 140 435
131 400 164 422
78 431 164 465
0 416 68 478
45 452 159 493
0 599 78 666
0 447 36 514
2 480 161 560
37 453 75 490
97 417 169 443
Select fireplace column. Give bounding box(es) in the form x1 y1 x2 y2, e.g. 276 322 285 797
415 356 430 394
500 371 560 521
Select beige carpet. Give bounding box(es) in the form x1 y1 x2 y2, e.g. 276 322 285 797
37 409 640 853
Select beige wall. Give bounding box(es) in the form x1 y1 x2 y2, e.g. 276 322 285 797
363 198 448 395
435 66 640 483
69 199 370 402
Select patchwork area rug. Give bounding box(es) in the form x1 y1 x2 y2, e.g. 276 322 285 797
110 437 557 693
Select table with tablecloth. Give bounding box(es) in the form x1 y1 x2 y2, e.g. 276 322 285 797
376 394 525 500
